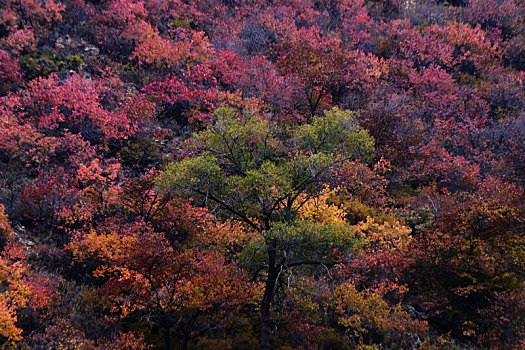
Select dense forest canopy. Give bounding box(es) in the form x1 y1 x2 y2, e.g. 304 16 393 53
0 0 524 349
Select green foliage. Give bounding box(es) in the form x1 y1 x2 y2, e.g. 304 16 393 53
192 107 280 174
171 18 192 29
159 106 375 348
20 51 60 80
160 106 375 228
296 108 375 162
162 155 225 197
20 51 84 80
65 55 84 69
239 220 359 273
265 220 358 257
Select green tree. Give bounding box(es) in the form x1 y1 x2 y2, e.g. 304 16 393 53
158 106 375 349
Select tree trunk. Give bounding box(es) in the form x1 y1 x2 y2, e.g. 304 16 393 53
182 335 189 350
164 323 171 350
261 248 278 350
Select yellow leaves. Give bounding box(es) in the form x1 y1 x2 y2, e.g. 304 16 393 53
461 321 477 337
0 300 23 344
334 281 428 342
350 217 415 272
335 282 389 335
297 186 346 225
0 245 33 345
0 205 10 231
0 204 13 241
353 217 412 253
0 207 34 345
0 260 31 344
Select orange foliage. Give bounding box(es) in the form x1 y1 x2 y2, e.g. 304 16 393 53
334 281 428 343
0 206 52 345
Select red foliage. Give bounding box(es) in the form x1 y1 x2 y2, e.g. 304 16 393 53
0 0 523 348
0 50 22 95
146 64 219 122
12 73 134 139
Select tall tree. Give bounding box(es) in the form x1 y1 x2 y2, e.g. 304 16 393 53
159 106 375 349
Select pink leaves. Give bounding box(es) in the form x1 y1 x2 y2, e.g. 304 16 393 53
393 20 499 72
146 64 219 122
0 0 64 53
0 50 22 95
14 73 134 140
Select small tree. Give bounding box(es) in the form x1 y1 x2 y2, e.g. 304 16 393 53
159 106 374 349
